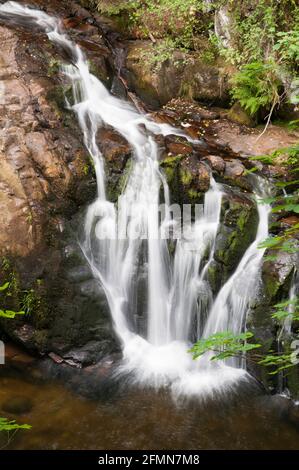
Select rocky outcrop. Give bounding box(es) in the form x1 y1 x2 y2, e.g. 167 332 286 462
246 248 299 397
125 41 231 109
213 189 259 284
0 3 119 362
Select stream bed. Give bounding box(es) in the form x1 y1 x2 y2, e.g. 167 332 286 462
1 364 299 450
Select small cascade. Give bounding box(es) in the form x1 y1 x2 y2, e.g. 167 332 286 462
0 2 273 397
277 270 299 393
283 270 299 336
203 178 271 366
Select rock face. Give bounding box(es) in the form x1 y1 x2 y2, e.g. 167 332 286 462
213 189 259 284
125 41 231 109
0 4 119 362
246 248 299 397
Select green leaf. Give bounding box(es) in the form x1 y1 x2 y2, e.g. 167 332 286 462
0 417 31 432
0 282 9 292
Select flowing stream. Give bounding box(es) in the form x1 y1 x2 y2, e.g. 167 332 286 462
0 1 272 398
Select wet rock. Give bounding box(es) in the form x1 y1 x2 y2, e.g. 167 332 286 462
204 155 226 174
4 342 36 365
98 128 132 168
48 352 64 364
224 160 252 191
224 160 245 178
166 140 193 156
2 396 33 415
262 249 299 300
214 190 258 280
198 163 211 192
207 259 223 294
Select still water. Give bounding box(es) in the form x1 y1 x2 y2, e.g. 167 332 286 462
0 363 299 450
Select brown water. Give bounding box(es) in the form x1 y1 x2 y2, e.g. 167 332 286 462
0 364 299 450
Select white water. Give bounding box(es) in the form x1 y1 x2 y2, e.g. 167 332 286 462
280 269 299 339
0 2 271 397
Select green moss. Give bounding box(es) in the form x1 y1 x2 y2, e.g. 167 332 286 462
47 58 62 77
164 166 175 183
188 189 200 200
180 168 193 186
161 154 185 167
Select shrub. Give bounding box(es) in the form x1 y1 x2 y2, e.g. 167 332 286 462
230 60 283 116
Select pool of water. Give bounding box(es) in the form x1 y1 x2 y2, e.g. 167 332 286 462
0 363 299 450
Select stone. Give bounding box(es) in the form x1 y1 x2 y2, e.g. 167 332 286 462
227 102 256 127
214 190 259 279
166 141 193 156
204 155 226 174
198 163 211 192
125 41 231 108
224 160 245 178
0 15 116 359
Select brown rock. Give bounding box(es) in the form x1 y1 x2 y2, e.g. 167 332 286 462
198 163 211 192
166 141 193 156
98 128 132 169
225 160 245 178
204 155 226 174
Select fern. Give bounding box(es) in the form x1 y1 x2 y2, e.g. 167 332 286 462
231 60 283 117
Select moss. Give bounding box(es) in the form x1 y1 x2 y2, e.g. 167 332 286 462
164 166 175 183
188 189 200 200
180 168 193 186
47 58 62 77
215 197 259 277
161 154 185 167
106 157 133 203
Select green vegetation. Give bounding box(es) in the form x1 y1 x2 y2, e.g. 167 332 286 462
231 60 283 117
256 144 299 257
0 284 31 441
0 418 31 433
86 1 299 120
0 282 25 319
190 298 299 376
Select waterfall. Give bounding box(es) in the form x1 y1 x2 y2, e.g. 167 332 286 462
279 269 299 340
0 2 271 397
202 179 271 368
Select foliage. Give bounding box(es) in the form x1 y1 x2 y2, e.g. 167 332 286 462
93 0 208 45
230 60 283 116
0 284 31 439
190 331 261 361
86 1 299 116
190 328 299 376
274 28 299 70
0 282 25 319
0 418 31 433
253 143 299 257
271 297 299 323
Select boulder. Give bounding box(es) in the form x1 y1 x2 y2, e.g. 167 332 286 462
214 189 259 281
125 41 231 109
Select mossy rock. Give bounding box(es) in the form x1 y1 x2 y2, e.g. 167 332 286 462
227 102 256 127
214 192 259 280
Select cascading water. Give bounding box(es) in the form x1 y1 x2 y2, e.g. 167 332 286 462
203 179 272 345
0 2 271 397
